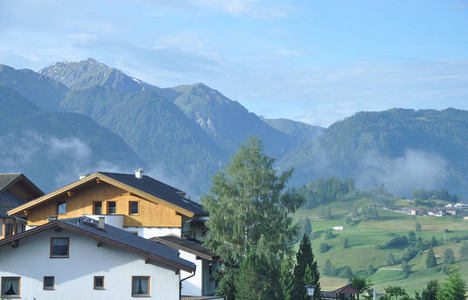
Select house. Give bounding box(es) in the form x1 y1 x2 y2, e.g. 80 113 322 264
428 207 447 217
0 216 195 299
151 235 219 297
0 173 44 239
7 170 219 298
331 226 345 231
408 207 424 216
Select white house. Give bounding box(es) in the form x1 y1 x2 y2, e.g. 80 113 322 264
151 235 219 297
0 216 195 300
7 170 221 298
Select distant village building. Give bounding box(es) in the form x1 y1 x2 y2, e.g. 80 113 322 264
332 226 345 231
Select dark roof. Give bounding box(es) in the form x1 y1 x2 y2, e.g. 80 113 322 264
333 285 361 294
151 235 218 261
0 191 25 218
0 174 21 192
0 173 44 198
0 216 195 273
100 172 207 216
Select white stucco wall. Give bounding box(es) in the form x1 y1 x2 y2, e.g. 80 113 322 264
180 251 202 296
0 228 181 300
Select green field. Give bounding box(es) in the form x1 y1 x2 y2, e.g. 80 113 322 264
293 198 468 296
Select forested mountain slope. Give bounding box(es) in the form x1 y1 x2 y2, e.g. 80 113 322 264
263 118 325 143
0 85 144 192
158 83 301 157
279 108 468 197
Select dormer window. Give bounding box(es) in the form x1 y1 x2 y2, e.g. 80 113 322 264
93 202 102 215
107 201 116 214
57 202 66 215
129 201 139 215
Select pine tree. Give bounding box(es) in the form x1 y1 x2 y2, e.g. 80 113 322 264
426 246 437 268
292 234 321 299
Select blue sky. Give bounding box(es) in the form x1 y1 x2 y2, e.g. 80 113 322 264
1 0 467 127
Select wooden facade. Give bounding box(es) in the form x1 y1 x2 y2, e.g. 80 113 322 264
24 181 182 228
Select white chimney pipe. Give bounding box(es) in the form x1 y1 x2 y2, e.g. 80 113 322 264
135 168 144 179
98 217 105 230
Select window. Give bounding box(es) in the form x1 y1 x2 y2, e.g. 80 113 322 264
57 202 66 214
93 202 102 215
107 201 116 214
132 276 149 297
94 276 104 290
50 237 69 258
129 201 139 215
1 277 20 297
43 276 54 290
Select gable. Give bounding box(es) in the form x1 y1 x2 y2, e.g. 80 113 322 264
8 172 204 221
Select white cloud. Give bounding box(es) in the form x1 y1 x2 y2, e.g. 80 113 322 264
356 149 448 196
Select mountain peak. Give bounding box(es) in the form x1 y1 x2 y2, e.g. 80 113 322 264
39 59 148 93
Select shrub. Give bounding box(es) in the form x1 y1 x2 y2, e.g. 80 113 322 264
320 242 330 253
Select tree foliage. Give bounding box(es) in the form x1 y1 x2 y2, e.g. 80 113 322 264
459 241 468 261
201 137 304 299
349 276 373 300
415 279 439 300
322 259 336 277
436 267 466 300
384 286 407 300
426 247 437 268
292 235 321 300
443 248 456 264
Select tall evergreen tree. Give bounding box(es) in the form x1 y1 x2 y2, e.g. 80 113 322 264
292 234 321 299
201 137 304 300
426 246 437 268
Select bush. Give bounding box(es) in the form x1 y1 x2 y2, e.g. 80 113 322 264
320 242 330 253
325 230 336 240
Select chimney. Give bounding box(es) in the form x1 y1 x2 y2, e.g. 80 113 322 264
98 217 105 230
135 168 144 179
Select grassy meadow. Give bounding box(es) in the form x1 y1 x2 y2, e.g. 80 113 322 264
293 196 468 296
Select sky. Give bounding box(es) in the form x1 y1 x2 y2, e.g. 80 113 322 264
0 0 467 127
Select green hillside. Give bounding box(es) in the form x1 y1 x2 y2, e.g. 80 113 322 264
294 197 468 296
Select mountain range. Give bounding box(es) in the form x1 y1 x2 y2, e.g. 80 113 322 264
0 59 466 198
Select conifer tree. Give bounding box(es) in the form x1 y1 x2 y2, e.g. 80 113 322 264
426 246 437 268
292 234 321 299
